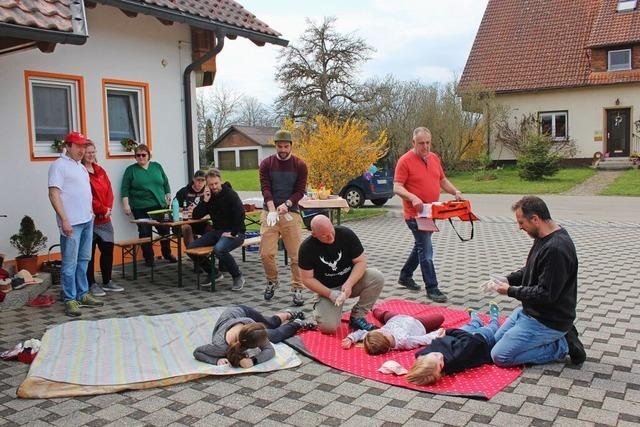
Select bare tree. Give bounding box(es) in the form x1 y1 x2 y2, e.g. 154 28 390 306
236 96 275 127
275 17 374 120
208 84 241 138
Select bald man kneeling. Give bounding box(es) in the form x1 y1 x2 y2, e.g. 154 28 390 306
298 215 384 334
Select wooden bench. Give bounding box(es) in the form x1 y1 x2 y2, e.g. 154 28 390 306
115 237 162 280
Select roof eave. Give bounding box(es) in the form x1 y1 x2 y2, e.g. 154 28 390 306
0 22 88 45
94 0 288 47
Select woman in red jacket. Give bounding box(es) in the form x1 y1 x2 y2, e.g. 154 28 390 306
82 141 124 296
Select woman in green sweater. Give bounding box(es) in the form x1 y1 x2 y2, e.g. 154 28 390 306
121 144 176 266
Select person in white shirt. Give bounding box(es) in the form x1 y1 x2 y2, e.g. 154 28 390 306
48 132 104 317
341 307 444 355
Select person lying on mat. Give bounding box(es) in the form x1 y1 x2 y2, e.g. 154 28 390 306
193 305 316 367
299 215 385 334
341 307 445 355
406 302 500 386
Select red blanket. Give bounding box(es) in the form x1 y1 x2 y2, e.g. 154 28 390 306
287 299 522 399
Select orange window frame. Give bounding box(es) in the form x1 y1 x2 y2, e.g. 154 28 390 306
24 71 87 162
101 79 152 159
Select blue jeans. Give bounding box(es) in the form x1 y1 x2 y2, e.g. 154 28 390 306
60 220 93 302
188 230 244 278
460 316 500 347
400 219 438 289
491 307 568 367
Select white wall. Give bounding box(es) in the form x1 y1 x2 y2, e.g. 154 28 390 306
0 6 195 259
492 84 640 160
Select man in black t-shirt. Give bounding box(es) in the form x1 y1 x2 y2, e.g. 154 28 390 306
298 215 384 334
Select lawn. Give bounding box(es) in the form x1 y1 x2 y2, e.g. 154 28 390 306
600 169 640 196
448 167 596 194
222 169 260 191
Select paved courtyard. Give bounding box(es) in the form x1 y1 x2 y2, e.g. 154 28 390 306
0 210 639 426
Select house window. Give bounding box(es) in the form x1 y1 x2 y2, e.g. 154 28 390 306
102 79 151 156
608 49 632 71
617 0 637 12
25 72 85 159
539 111 568 140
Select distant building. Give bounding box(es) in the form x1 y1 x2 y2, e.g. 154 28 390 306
460 0 640 162
210 125 279 169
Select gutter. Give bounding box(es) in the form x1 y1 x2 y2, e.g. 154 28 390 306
184 30 225 179
95 0 288 47
0 23 87 45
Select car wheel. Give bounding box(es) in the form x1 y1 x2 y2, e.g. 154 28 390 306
370 198 389 206
343 187 365 208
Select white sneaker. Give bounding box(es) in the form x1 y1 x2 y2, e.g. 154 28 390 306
90 283 106 297
102 281 124 292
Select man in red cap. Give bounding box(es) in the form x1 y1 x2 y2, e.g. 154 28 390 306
48 131 104 317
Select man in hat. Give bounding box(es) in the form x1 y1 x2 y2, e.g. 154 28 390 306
259 129 308 306
175 169 208 246
48 131 104 317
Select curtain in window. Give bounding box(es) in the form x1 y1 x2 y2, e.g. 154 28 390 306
33 85 70 142
107 91 140 141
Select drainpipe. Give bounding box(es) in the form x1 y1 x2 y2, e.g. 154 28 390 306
183 29 225 179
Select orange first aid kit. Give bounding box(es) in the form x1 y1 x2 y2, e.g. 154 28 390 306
416 200 479 241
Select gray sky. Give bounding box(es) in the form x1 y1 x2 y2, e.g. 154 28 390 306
213 0 489 105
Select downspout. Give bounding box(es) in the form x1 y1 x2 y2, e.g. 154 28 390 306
183 29 225 179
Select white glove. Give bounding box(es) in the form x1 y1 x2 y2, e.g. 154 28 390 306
328 289 342 304
334 292 347 306
266 211 279 226
490 274 508 284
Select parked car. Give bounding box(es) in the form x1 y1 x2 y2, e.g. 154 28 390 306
339 167 394 208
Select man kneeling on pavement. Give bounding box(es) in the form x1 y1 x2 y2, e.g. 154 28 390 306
299 215 384 333
187 168 246 290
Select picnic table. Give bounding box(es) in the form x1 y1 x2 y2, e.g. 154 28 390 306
298 196 349 225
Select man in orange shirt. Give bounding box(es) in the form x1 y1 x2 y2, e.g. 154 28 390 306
393 127 462 303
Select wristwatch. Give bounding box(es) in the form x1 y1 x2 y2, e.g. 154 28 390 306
285 200 293 208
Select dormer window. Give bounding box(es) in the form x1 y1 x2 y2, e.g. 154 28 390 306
608 49 632 71
617 0 637 12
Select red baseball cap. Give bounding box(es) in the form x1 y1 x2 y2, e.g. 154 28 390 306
64 131 88 145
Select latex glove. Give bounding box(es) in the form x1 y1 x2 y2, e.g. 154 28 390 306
328 289 342 304
334 292 347 306
378 360 408 376
266 211 279 226
490 274 508 284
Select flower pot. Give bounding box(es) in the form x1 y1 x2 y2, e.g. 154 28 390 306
15 256 39 275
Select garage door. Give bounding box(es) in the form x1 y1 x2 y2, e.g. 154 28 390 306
239 149 258 169
217 151 236 170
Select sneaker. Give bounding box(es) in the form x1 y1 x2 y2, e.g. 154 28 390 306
565 325 586 365
264 281 278 300
231 275 245 291
78 293 104 308
488 301 500 319
200 274 212 287
398 277 421 291
293 319 318 330
102 281 124 292
349 316 377 331
11 278 26 291
466 307 480 321
286 310 305 321
90 283 106 297
164 255 177 263
292 289 304 306
214 271 224 282
64 300 82 317
426 288 448 303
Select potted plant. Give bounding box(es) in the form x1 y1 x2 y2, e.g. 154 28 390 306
120 138 138 152
51 138 65 153
9 216 47 274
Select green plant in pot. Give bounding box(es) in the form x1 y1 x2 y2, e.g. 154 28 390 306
121 138 138 152
9 216 47 274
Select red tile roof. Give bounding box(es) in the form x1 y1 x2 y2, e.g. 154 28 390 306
588 0 640 47
0 0 74 33
460 0 640 93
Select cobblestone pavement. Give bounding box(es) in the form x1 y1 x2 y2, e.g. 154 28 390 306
1 213 639 426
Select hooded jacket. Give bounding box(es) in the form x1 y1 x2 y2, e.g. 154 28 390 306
192 182 245 236
88 163 114 225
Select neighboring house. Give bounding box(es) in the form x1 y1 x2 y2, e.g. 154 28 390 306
459 0 640 162
0 0 286 263
210 125 278 169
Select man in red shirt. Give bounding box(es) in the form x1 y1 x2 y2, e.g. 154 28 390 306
393 127 462 303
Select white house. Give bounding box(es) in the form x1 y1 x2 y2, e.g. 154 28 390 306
459 0 640 164
0 0 286 265
211 125 278 169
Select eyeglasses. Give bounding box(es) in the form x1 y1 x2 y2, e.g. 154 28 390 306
135 153 148 158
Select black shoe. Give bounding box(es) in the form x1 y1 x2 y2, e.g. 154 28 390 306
164 255 177 263
292 289 304 306
264 281 277 300
293 319 317 330
286 310 305 321
144 259 155 267
398 277 421 291
349 316 377 331
426 288 448 303
566 325 586 365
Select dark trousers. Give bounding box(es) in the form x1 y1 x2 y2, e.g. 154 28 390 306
187 230 244 278
372 307 444 333
87 233 114 285
239 305 299 342
131 207 172 262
